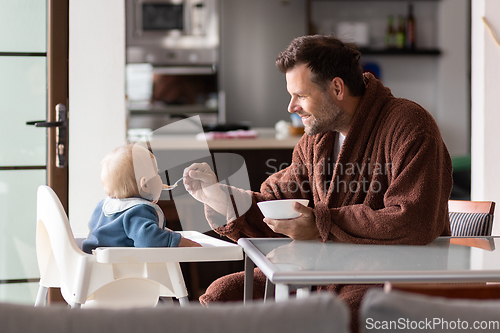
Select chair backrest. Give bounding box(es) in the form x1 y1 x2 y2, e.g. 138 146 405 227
449 200 495 214
36 185 92 301
448 200 496 236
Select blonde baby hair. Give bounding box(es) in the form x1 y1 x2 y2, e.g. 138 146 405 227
101 144 156 198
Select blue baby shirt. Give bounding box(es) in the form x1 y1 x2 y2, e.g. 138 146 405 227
82 197 181 254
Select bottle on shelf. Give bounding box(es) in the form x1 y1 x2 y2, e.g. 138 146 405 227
385 15 395 49
395 16 406 49
405 3 416 49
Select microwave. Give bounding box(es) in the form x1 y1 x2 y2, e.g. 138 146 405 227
132 0 212 37
126 0 219 65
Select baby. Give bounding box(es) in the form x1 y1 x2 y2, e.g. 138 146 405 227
82 143 200 254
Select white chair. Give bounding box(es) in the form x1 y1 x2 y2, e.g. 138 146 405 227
34 185 189 308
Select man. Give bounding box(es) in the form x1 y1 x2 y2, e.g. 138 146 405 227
184 35 452 331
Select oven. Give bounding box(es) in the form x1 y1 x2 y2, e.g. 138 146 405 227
126 0 221 131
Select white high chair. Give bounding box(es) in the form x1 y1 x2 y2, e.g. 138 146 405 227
34 185 189 308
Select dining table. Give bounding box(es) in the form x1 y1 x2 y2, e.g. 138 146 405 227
238 236 500 302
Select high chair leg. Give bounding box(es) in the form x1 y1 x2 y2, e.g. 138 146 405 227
178 296 189 307
35 286 48 307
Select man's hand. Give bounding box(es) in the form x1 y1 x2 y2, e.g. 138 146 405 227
183 162 228 215
263 202 319 240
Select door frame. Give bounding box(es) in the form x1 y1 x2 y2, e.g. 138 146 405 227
47 0 69 304
47 0 69 210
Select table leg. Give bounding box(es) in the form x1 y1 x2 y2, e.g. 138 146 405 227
296 286 311 298
275 284 291 302
243 254 254 304
264 278 274 303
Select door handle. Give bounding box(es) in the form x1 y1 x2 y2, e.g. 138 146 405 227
26 120 64 127
26 103 67 168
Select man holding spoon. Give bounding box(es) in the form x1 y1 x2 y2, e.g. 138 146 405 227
183 35 452 332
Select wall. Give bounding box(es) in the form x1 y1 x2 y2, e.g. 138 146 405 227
220 0 307 127
436 0 470 156
69 0 127 234
471 0 500 232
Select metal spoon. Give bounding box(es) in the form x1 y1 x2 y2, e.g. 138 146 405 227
162 177 184 191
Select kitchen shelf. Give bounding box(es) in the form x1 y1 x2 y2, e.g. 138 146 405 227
359 48 441 56
128 102 218 116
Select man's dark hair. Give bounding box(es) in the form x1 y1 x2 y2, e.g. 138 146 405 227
276 35 365 96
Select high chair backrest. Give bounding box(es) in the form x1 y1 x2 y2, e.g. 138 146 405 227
36 185 92 303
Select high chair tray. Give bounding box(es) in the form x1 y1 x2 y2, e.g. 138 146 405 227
93 231 243 264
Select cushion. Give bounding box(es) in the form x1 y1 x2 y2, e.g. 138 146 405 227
360 289 500 332
449 212 493 236
0 293 349 333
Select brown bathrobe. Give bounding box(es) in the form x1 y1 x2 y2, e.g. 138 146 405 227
201 73 453 332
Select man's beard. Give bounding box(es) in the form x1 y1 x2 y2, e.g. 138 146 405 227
305 93 349 136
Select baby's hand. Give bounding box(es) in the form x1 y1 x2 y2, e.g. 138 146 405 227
178 237 202 247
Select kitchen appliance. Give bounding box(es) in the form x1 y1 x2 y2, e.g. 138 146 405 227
126 0 219 65
126 0 222 130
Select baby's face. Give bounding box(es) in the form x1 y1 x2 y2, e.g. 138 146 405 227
132 145 163 202
147 156 163 203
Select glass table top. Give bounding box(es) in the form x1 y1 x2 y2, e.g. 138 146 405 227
239 237 500 285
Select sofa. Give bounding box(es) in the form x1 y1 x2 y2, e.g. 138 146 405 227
0 293 349 333
360 288 500 332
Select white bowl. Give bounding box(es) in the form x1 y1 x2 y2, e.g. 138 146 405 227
257 199 309 219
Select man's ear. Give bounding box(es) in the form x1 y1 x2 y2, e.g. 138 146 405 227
329 77 345 101
139 176 150 193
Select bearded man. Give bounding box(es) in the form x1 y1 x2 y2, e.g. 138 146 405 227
183 35 453 333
